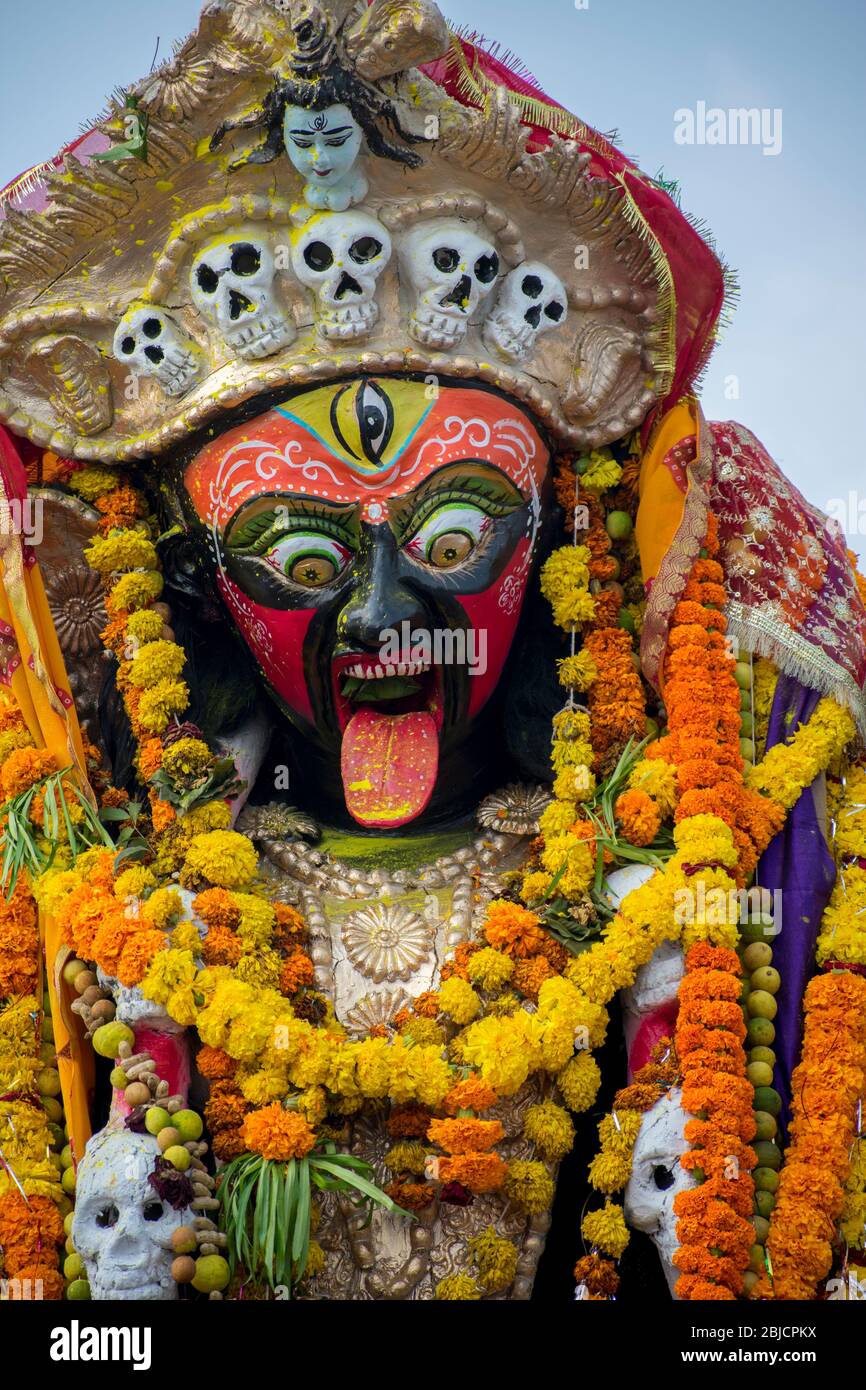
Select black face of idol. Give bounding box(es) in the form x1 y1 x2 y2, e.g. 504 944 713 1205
171 376 553 830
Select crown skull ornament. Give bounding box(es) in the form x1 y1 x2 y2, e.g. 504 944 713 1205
0 0 670 462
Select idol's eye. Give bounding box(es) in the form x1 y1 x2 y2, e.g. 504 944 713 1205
264 533 352 588
404 504 489 570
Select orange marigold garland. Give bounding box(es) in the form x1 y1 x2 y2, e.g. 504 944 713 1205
757 969 866 1300
673 943 756 1300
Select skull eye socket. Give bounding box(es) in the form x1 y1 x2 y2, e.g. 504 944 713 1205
349 236 383 264
525 305 542 329
545 300 565 322
304 241 334 272
120 337 136 355
653 1164 675 1191
432 247 459 274
230 244 261 277
196 263 219 295
96 1203 119 1228
522 274 543 299
474 252 499 284
142 317 162 339
143 1201 165 1222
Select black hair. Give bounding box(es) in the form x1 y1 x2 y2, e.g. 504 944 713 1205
210 63 425 172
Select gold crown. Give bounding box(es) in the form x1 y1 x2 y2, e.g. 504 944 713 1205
0 0 670 463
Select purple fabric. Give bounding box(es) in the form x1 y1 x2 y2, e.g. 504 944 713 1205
756 674 836 1137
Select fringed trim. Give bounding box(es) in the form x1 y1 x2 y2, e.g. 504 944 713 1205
445 31 622 153
726 599 866 746
0 161 54 210
613 174 677 399
447 25 545 91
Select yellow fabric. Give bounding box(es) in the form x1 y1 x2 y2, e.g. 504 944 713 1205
0 471 96 1161
44 920 95 1163
0 519 89 781
635 398 699 588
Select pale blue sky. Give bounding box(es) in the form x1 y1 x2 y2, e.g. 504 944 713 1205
1 0 864 556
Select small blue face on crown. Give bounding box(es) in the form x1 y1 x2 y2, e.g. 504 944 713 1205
282 103 368 210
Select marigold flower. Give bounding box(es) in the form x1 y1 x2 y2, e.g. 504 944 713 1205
241 1104 316 1160
279 949 315 995
437 975 481 1024
435 1273 482 1300
557 1051 602 1113
614 788 661 847
438 1152 508 1194
442 1077 500 1115
197 1045 236 1081
427 1117 504 1154
581 1201 630 1259
468 1225 518 1292
523 1100 575 1162
0 747 56 799
182 830 257 890
484 899 547 958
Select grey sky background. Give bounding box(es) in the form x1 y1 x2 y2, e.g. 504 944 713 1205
1 0 863 557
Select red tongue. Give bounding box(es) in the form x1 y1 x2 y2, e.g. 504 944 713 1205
341 707 439 828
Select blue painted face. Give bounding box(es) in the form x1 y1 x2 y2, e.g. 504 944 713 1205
282 102 363 193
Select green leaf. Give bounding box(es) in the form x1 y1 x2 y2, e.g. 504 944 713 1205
340 675 421 703
292 1160 311 1273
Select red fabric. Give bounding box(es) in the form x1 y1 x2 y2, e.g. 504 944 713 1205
629 1000 679 1076
0 423 29 505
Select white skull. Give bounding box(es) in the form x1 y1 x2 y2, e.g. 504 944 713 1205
190 229 294 359
483 261 568 361
112 303 201 396
623 1089 696 1297
292 211 392 340
399 218 500 349
73 1127 193 1300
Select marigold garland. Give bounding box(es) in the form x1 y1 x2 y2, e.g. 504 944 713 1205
673 943 756 1300
757 971 866 1299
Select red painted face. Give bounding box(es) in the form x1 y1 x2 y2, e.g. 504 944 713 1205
182 377 550 827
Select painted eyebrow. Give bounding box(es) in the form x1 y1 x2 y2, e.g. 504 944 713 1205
224 496 358 542
289 125 354 137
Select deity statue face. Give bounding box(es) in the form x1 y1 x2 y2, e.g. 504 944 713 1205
282 103 367 209
180 377 550 828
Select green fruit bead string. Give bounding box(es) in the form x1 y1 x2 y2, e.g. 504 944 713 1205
740 922 784 1265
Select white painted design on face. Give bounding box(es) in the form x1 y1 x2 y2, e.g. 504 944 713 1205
283 103 367 211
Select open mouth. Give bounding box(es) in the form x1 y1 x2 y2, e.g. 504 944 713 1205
332 653 444 829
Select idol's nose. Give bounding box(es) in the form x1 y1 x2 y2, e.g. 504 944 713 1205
337 524 428 650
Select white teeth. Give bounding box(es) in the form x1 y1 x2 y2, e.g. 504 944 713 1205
344 660 432 680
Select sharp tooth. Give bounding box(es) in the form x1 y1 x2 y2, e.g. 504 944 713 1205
374 665 384 679
395 663 407 677
385 665 396 677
